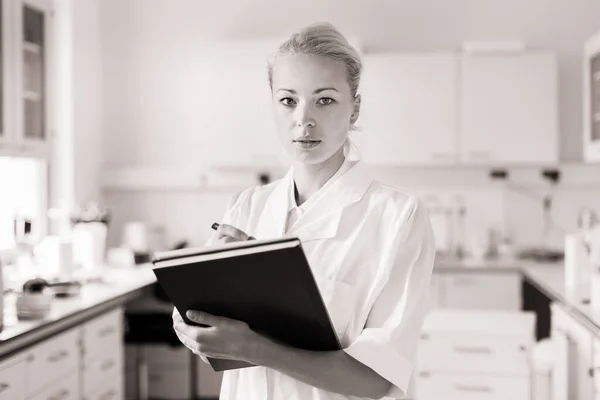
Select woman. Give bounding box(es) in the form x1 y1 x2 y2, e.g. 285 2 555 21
173 22 436 400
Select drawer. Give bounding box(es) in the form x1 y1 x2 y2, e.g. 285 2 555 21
594 339 600 398
416 372 530 400
82 308 123 364
83 349 123 397
86 373 124 400
26 328 80 397
148 366 192 399
196 357 223 397
443 272 521 310
29 372 79 400
418 332 531 375
145 344 191 368
0 355 26 400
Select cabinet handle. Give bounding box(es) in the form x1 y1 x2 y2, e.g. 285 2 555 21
47 349 68 363
49 388 69 400
453 346 491 354
98 326 115 338
454 383 492 393
452 277 477 286
0 383 9 393
431 152 452 161
101 359 115 372
100 389 116 400
468 151 490 160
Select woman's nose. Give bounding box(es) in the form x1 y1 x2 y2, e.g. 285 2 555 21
294 105 316 128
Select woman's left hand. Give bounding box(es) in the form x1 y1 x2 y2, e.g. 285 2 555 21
172 307 262 363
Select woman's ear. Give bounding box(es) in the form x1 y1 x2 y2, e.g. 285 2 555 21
350 94 361 125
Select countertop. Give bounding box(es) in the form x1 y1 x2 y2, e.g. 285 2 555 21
434 255 600 338
522 263 600 338
0 265 157 358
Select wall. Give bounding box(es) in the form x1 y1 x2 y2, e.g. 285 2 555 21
96 0 600 252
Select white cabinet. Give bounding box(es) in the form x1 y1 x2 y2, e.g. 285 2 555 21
356 52 458 166
81 308 124 400
191 40 283 169
416 309 535 400
0 354 26 400
0 0 53 158
460 52 558 165
438 271 522 311
551 303 594 400
592 338 600 399
24 328 80 398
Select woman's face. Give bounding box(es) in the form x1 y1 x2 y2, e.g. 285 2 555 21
271 54 359 165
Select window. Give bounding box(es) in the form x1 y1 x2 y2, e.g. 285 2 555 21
0 156 47 251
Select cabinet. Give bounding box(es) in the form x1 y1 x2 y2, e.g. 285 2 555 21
551 303 594 400
184 40 283 169
460 52 558 165
593 339 600 399
0 307 125 400
356 51 557 167
434 271 522 311
356 53 458 166
416 309 535 400
0 0 53 158
0 353 26 400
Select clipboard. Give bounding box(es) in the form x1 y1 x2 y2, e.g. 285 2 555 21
151 237 341 372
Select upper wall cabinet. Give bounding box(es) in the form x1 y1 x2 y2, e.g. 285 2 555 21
355 52 459 166
460 52 558 166
356 51 558 167
0 0 53 158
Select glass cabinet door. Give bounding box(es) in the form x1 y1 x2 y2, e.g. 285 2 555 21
21 0 46 141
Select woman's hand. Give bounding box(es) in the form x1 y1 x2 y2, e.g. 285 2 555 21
172 307 262 364
215 223 255 243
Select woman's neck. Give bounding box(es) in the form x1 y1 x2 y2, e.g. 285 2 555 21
292 148 345 206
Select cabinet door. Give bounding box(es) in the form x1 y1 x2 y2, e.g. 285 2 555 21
356 53 458 166
460 52 558 165
552 304 595 400
14 0 52 156
195 40 283 169
592 338 599 400
0 354 26 400
443 272 521 310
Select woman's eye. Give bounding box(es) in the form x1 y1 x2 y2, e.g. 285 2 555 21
317 97 335 106
280 97 296 106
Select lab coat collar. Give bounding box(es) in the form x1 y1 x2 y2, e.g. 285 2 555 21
257 160 373 242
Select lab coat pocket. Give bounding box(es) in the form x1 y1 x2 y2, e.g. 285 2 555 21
316 278 357 340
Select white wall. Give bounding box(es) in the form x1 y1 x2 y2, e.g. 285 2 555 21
94 0 600 251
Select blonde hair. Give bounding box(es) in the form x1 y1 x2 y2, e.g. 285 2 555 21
267 22 362 130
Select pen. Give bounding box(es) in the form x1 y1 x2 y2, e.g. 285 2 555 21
211 222 256 240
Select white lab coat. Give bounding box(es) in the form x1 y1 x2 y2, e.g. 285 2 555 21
207 159 436 400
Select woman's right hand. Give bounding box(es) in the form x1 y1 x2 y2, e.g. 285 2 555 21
215 223 255 243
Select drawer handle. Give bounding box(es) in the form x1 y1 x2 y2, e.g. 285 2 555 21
453 346 491 354
454 384 492 393
98 326 116 338
47 349 69 363
49 388 69 400
0 383 9 393
101 359 115 372
48 349 69 363
100 388 116 400
469 151 490 160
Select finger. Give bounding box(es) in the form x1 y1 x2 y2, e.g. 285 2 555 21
186 310 230 327
217 224 249 241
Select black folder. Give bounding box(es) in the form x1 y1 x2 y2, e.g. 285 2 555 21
151 237 341 372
